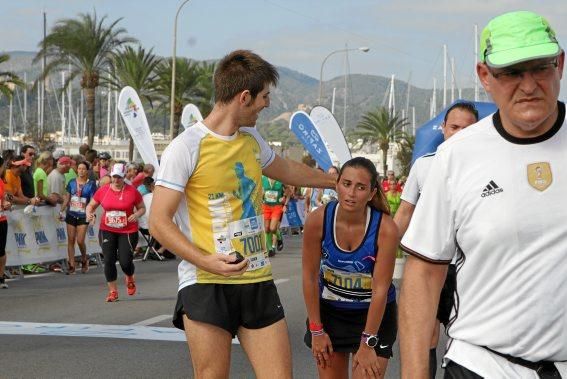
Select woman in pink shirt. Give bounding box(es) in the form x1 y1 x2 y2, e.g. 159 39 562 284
86 163 145 302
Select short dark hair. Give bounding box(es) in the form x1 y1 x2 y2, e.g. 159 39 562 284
20 145 35 155
444 102 479 124
85 149 98 163
79 143 90 156
214 50 279 104
143 176 154 187
78 161 90 170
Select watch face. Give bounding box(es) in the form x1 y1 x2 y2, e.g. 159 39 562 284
366 335 378 348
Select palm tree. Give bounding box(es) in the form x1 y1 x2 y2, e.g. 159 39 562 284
194 61 216 117
353 107 408 176
155 57 202 138
103 45 161 160
34 12 136 147
0 54 24 99
395 132 415 177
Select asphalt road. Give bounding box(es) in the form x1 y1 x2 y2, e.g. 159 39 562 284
0 235 446 378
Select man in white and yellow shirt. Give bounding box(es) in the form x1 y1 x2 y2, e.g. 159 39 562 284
151 49 335 379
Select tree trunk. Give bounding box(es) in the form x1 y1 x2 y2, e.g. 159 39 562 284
129 137 134 162
172 101 183 139
85 86 96 147
381 143 389 178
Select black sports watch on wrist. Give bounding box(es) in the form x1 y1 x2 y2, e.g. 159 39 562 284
361 332 378 348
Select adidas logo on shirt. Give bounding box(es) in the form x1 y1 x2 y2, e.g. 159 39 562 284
481 180 503 198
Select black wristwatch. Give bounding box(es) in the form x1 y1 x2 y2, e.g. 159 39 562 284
361 332 378 348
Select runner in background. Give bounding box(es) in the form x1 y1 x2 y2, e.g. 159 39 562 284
86 163 145 302
60 161 98 274
302 157 398 379
262 176 288 257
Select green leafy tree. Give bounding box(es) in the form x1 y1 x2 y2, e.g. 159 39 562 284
35 12 136 147
395 132 415 177
353 107 408 176
103 45 161 160
0 54 24 99
194 61 216 117
155 57 202 138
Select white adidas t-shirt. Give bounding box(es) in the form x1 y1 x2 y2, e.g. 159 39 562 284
400 153 435 205
401 104 567 377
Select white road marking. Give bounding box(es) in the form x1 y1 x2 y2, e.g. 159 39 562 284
132 314 171 326
274 278 289 285
0 321 186 342
0 321 242 344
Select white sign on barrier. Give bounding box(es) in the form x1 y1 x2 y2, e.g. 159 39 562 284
5 206 101 267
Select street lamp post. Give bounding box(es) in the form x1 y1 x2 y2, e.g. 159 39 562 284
169 0 191 140
318 47 370 105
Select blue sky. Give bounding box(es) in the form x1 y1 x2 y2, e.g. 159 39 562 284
2 0 566 93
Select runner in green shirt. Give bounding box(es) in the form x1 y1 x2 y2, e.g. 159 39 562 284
262 175 288 257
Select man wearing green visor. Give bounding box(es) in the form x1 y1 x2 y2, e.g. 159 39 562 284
399 11 566 378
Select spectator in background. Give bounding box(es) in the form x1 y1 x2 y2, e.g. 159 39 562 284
65 155 81 187
136 164 155 195
20 145 36 199
319 166 339 204
124 163 139 186
382 170 402 193
48 156 72 204
2 150 15 163
33 151 57 206
78 143 90 157
0 156 13 289
385 181 401 216
84 149 98 181
398 176 407 192
3 155 40 206
98 152 111 178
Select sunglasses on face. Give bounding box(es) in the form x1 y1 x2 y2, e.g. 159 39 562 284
488 59 559 84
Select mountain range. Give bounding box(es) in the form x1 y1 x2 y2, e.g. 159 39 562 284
0 51 485 139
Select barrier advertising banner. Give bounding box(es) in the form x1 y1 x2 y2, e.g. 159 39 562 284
181 103 204 129
5 206 101 267
310 106 352 166
118 87 159 168
289 111 333 171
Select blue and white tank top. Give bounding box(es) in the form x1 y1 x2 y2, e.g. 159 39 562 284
319 201 396 309
66 179 98 218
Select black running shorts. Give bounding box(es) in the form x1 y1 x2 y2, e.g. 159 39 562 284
304 300 398 358
437 264 457 326
0 220 7 257
172 280 285 337
65 214 89 227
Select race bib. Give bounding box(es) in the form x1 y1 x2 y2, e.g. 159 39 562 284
105 210 127 229
215 216 269 272
264 190 279 203
69 196 87 214
321 265 372 302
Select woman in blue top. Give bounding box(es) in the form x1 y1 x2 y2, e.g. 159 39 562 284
303 157 398 379
60 161 98 274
